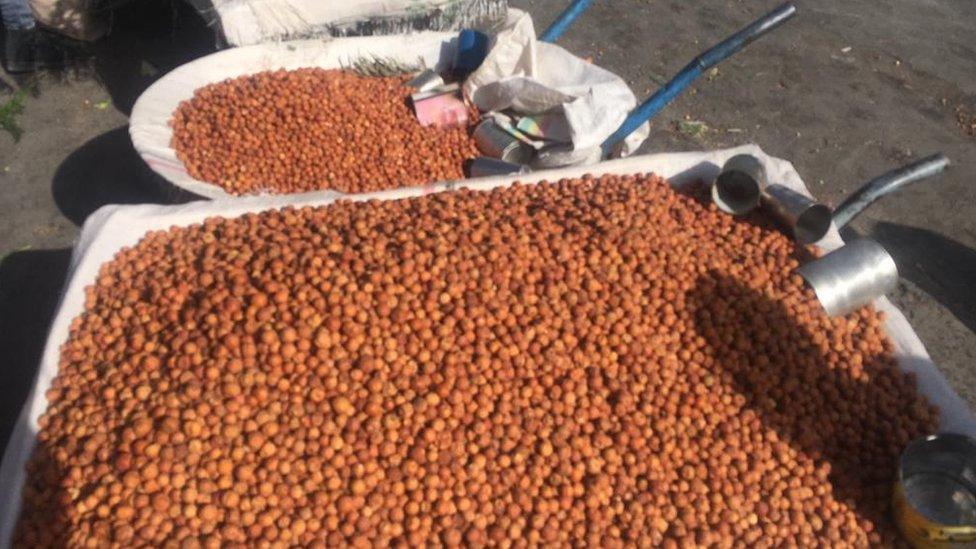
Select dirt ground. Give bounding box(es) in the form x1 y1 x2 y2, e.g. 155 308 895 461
0 0 973 454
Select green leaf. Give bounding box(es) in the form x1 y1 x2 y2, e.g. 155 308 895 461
677 120 708 137
0 88 28 143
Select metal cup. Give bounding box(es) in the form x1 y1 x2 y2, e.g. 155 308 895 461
410 82 461 103
407 69 445 92
712 154 767 215
796 239 898 317
473 120 534 165
761 184 832 244
895 433 976 547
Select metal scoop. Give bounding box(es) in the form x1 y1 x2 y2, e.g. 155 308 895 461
714 153 949 239
794 154 950 316
710 155 832 245
761 184 833 245
796 239 898 317
712 154 768 215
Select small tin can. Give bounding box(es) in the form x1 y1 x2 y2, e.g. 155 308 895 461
472 120 533 165
407 69 445 93
711 154 767 215
894 433 976 548
410 83 461 103
760 184 832 244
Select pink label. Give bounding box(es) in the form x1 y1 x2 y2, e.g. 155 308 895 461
414 94 469 129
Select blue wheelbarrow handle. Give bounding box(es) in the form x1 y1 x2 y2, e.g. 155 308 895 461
601 2 797 155
832 154 950 229
539 0 594 42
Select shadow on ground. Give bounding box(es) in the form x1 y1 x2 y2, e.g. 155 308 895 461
0 249 71 456
860 222 976 335
1 0 215 112
51 126 194 225
92 0 216 115
841 221 976 333
6 0 212 225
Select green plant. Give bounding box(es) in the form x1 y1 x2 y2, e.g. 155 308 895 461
0 88 28 142
677 119 708 138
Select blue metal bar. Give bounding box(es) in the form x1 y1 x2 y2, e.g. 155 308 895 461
832 154 950 229
601 2 796 155
539 0 594 42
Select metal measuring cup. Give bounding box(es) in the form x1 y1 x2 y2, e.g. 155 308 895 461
711 154 767 215
796 239 898 317
761 184 833 244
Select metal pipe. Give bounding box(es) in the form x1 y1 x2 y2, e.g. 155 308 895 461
466 157 529 177
761 184 832 244
796 239 898 317
832 153 950 229
539 0 594 43
600 2 796 155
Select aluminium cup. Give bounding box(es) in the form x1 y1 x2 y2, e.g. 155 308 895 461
796 239 898 317
712 154 767 215
761 184 833 244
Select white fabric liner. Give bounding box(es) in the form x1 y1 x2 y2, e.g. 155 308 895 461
129 32 460 201
1 145 973 546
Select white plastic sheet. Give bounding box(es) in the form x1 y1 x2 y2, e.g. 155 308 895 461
463 11 649 161
1 145 973 546
198 0 507 47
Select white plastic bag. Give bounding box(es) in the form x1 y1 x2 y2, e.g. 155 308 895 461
463 11 649 163
2 145 974 546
